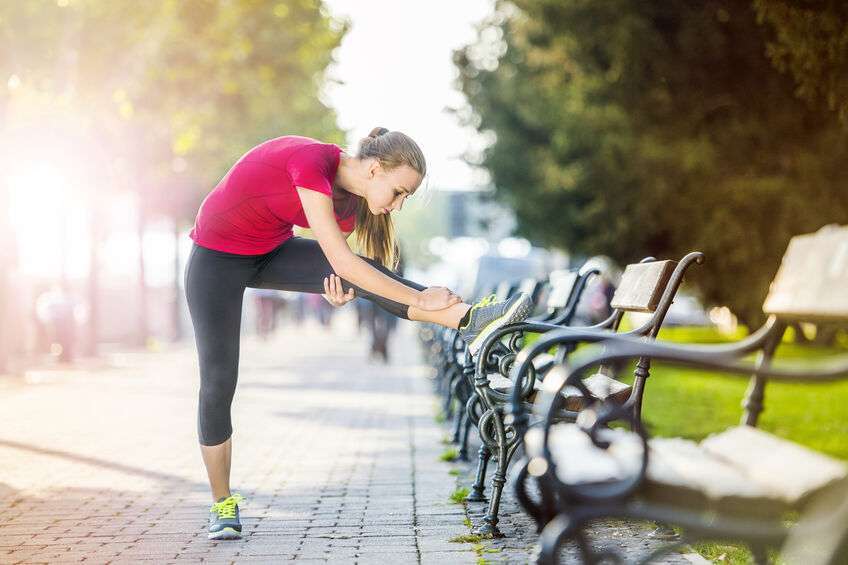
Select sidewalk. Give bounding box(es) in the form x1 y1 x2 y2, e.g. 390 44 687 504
0 319 478 564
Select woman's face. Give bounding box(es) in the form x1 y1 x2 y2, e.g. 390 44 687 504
364 162 422 216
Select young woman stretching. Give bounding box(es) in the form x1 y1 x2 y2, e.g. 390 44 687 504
185 127 532 540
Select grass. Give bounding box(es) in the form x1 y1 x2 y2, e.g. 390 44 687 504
449 486 470 504
449 533 488 543
439 447 459 462
434 406 447 424
472 543 501 563
449 534 500 565
625 328 848 460
448 468 462 476
689 542 763 564
446 477 500 563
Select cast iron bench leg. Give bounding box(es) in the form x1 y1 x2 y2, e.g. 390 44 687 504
466 443 490 502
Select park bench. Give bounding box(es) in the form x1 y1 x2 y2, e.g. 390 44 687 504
509 225 848 564
451 269 601 461
425 268 598 461
467 252 705 537
426 280 516 420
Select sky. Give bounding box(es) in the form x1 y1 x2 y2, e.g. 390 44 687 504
322 0 495 191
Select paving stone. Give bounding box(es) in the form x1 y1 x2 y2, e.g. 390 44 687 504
0 325 474 563
419 550 479 564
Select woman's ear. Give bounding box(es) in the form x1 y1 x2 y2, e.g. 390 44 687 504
368 158 381 179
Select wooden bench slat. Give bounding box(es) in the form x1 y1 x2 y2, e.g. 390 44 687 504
546 270 579 309
701 425 848 503
647 437 774 500
610 260 676 313
547 424 644 485
488 372 632 412
763 225 848 320
519 278 539 296
561 373 632 411
542 423 847 510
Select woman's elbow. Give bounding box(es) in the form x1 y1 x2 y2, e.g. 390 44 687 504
329 253 358 280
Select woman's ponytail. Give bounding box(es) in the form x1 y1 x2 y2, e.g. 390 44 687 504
353 127 426 271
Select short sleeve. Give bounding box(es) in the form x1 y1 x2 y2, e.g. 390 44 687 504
285 143 338 197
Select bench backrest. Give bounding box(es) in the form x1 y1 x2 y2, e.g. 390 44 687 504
546 270 579 309
518 277 538 295
763 225 848 322
610 260 677 313
518 277 544 305
495 280 516 301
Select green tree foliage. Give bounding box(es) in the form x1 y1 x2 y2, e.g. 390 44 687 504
138 0 347 216
0 0 346 220
754 0 848 123
455 1 848 324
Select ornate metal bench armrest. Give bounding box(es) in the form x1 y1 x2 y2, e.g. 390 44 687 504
474 316 621 387
506 318 784 428
531 332 848 442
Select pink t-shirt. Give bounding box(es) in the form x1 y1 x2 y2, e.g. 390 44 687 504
189 136 357 255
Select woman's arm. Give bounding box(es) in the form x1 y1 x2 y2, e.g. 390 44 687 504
297 188 460 310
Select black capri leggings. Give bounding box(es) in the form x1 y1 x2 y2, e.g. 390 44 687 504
184 237 426 446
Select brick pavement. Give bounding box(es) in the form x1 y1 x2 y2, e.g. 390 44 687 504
0 318 479 564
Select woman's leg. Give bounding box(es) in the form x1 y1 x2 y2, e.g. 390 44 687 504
408 302 470 329
252 237 469 328
186 244 260 501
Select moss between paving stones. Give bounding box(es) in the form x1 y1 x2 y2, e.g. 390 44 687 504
449 486 470 504
439 447 459 462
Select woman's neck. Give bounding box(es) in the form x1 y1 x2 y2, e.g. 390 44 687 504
335 153 365 198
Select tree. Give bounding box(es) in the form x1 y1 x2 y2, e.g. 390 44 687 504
135 0 347 343
455 0 848 325
1 0 347 349
754 0 848 123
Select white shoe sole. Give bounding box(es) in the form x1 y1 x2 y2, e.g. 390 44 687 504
208 526 242 540
467 294 532 356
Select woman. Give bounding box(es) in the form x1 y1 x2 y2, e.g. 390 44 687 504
185 127 532 540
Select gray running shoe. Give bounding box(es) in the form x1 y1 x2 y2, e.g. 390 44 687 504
208 493 244 540
459 293 533 356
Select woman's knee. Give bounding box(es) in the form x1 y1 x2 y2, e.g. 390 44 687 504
197 378 237 445
200 371 238 404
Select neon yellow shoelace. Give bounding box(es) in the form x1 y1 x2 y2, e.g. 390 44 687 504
460 294 497 330
473 293 498 311
210 493 245 518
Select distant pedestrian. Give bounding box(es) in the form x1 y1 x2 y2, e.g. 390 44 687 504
35 285 78 363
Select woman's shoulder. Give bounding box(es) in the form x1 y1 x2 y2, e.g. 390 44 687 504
253 136 339 159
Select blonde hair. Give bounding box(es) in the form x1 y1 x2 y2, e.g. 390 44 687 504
354 127 426 270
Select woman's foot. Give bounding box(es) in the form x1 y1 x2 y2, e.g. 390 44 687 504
459 293 533 355
208 493 245 540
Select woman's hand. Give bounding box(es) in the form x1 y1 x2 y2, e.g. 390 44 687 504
416 286 462 311
322 274 356 307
